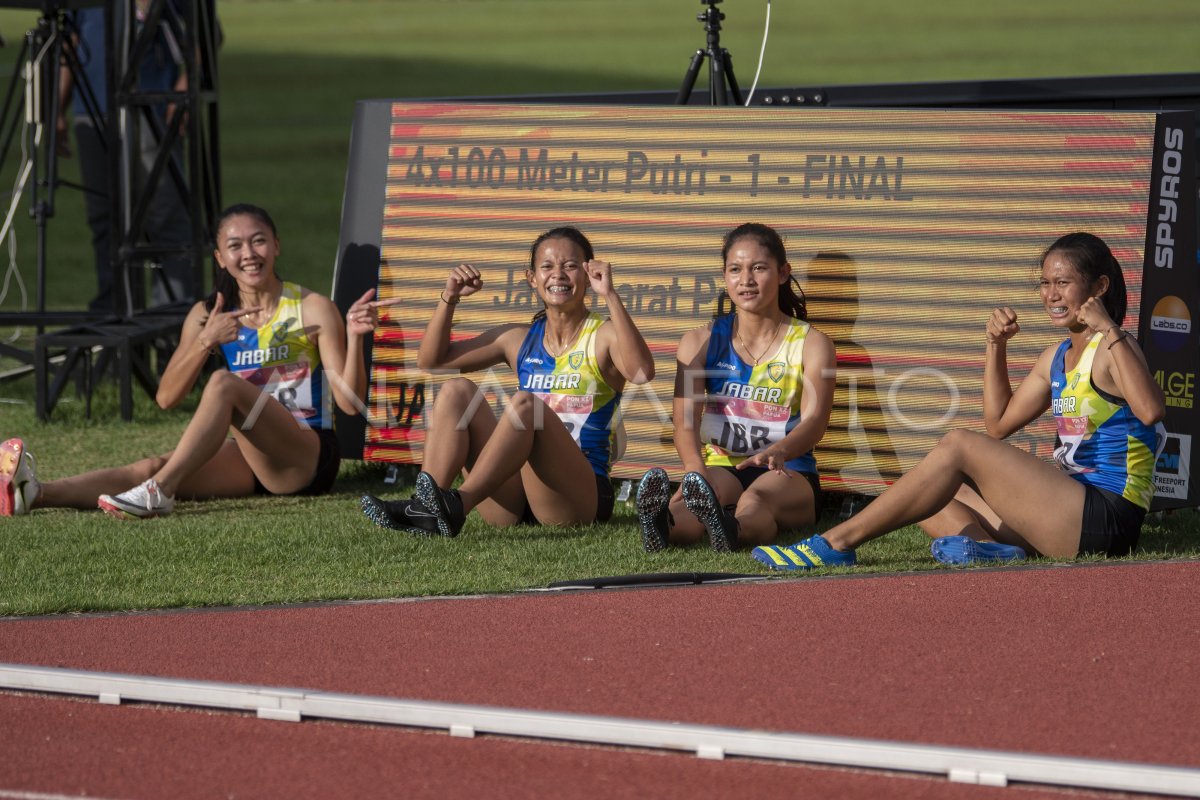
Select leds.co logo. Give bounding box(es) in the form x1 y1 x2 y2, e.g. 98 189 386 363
1149 296 1192 353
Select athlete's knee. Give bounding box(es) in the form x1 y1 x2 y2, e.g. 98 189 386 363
130 454 168 480
936 428 984 456
429 377 483 427
504 390 541 428
736 490 768 517
201 369 244 400
435 377 481 409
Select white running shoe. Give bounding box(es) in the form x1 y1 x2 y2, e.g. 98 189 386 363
0 438 40 516
98 478 175 519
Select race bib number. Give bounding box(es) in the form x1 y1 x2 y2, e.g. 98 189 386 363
238 361 318 422
1052 415 1092 474
536 392 594 445
700 397 789 457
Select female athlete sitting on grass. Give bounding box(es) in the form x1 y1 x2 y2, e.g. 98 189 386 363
634 222 836 552
361 226 655 537
0 203 394 519
751 232 1166 570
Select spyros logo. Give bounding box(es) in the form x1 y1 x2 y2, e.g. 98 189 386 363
1153 126 1184 269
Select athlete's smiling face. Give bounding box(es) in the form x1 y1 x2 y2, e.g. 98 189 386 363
214 214 280 290
1040 252 1107 330
528 236 587 308
723 237 790 313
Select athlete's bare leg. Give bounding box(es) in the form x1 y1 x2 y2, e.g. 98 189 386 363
733 470 818 546
457 390 598 526
916 485 1035 552
151 370 321 497
423 377 528 526
665 468 744 545
821 428 1084 558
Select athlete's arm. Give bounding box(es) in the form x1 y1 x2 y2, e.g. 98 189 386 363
737 327 836 472
987 343 1054 440
588 260 655 386
1078 298 1165 426
672 326 712 475
157 293 263 409
982 306 1050 438
156 300 221 409
297 289 357 412
417 264 526 372
304 289 386 416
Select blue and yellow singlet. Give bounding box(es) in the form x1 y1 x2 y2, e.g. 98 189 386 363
1050 332 1162 510
219 282 331 430
700 313 817 474
516 312 619 477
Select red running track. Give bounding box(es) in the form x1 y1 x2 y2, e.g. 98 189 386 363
1 560 1198 797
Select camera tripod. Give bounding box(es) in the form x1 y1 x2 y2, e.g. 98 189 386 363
676 0 743 106
0 0 106 338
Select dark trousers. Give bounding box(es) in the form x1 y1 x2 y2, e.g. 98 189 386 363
75 116 195 312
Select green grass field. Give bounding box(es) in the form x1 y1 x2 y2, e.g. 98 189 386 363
0 1 1198 615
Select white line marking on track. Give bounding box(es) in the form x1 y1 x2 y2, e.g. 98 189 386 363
3 662 1200 797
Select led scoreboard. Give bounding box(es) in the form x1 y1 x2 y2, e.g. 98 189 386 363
334 102 1198 509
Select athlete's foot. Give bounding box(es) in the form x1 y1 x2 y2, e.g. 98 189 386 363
680 472 740 552
635 468 673 553
931 536 1027 565
752 534 856 571
98 479 175 520
0 438 40 516
413 472 467 538
360 494 441 536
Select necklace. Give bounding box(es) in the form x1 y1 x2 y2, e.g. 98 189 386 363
544 316 586 358
734 317 785 366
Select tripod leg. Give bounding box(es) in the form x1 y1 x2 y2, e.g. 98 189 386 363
708 47 727 106
676 49 705 105
721 49 744 106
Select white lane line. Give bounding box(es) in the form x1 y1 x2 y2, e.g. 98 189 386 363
2 662 1199 797
0 791 126 800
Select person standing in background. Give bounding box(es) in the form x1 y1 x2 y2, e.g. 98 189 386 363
57 0 195 312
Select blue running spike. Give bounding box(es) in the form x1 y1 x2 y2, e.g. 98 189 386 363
751 534 856 571
931 536 1026 565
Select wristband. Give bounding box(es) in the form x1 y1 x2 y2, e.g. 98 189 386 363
439 292 459 306
1106 330 1130 350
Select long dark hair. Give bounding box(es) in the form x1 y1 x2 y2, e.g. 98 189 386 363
205 203 280 313
721 222 807 320
1040 232 1127 326
527 226 595 323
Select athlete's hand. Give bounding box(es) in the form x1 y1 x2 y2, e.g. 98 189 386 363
1077 296 1116 335
445 264 483 301
737 444 793 476
986 306 1020 344
584 259 614 298
346 288 403 338
198 292 262 350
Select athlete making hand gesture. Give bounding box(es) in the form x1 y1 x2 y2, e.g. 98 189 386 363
752 232 1166 571
362 227 654 537
0 204 395 519
634 222 837 553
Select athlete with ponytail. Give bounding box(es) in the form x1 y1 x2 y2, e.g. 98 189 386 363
361 226 654 537
635 222 837 552
752 232 1167 570
0 204 392 518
